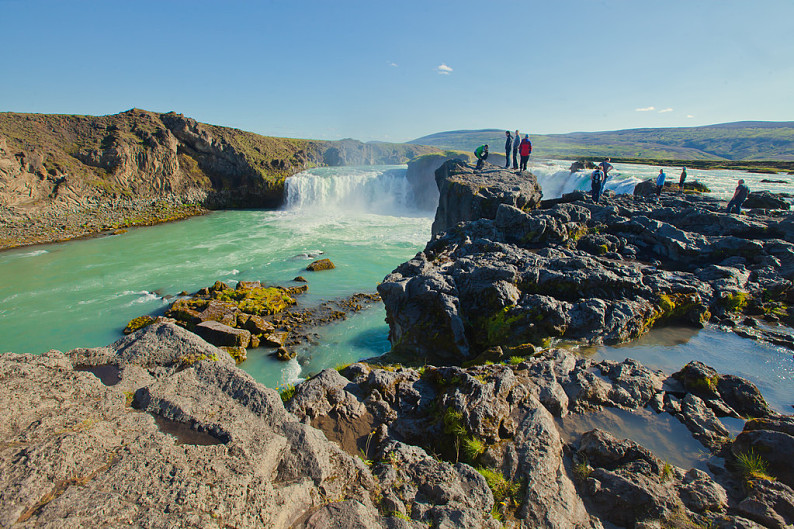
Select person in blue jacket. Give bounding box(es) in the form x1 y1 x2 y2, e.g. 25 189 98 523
655 169 666 197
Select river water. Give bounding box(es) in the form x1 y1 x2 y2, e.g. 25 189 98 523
0 160 791 413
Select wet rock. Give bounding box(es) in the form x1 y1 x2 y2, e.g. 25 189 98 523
273 346 296 361
307 258 335 271
241 313 276 335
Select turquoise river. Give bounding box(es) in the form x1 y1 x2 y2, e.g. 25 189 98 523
0 161 791 416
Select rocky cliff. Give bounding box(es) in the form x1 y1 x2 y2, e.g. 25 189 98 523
0 109 438 249
380 162 794 363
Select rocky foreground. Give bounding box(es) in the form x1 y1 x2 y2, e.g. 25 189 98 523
1 323 792 528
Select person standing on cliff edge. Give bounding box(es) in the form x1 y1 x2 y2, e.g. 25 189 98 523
504 131 513 168
518 135 532 172
679 167 687 193
474 144 489 171
512 130 521 170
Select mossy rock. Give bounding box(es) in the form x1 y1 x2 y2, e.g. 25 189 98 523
306 258 335 272
719 291 750 313
123 315 156 334
221 346 247 364
212 285 298 316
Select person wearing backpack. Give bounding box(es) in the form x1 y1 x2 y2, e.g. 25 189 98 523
519 135 532 172
591 168 604 203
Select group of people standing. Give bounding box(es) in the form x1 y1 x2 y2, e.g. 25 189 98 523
593 162 750 214
472 130 532 172
654 167 688 196
504 130 532 172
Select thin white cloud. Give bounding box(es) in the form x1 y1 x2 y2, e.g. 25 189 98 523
388 61 398 67
686 114 694 119
635 106 655 112
436 63 453 75
658 108 674 113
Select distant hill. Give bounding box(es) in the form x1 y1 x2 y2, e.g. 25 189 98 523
408 122 794 161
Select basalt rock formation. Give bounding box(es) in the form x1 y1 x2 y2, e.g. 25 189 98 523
0 109 438 249
431 159 543 237
380 166 794 364
4 322 791 528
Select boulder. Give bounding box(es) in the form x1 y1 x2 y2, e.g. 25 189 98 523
194 320 252 348
744 190 791 210
431 159 542 237
307 258 336 271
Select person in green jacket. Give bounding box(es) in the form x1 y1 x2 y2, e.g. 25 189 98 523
474 144 489 171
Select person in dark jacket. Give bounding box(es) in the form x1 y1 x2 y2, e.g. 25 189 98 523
474 144 489 171
678 167 687 193
504 131 512 168
512 130 520 170
518 135 531 172
727 179 750 213
591 168 604 203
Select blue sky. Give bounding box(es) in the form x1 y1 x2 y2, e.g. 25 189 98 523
1 0 792 142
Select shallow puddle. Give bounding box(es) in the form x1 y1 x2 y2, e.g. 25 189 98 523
556 407 710 471
151 414 227 446
77 364 121 386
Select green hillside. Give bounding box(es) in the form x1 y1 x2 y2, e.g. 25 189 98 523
409 122 794 162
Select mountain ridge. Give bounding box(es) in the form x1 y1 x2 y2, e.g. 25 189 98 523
408 121 794 161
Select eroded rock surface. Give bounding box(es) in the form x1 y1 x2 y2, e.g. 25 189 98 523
381 178 794 363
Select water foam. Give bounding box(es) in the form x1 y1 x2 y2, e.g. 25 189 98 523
285 166 416 216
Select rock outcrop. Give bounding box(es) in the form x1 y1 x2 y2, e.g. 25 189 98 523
431 159 543 237
381 177 794 363
405 151 473 211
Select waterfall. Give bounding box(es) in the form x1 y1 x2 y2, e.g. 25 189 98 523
285 166 422 216
531 162 642 199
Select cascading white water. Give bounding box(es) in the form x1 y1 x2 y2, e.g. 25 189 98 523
285 166 419 216
530 161 642 198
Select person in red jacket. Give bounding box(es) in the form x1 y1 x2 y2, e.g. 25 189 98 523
518 135 532 172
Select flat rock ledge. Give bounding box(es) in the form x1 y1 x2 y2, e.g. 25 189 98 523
2 323 792 528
